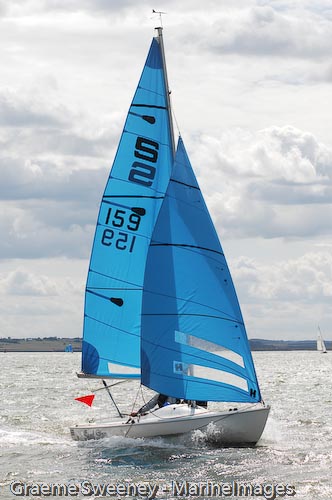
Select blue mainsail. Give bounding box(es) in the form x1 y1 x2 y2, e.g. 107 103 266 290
141 137 261 403
82 36 174 378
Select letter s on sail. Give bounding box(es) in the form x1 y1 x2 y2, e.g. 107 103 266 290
128 137 159 187
134 137 159 162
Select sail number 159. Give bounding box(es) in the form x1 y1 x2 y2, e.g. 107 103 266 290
101 207 144 253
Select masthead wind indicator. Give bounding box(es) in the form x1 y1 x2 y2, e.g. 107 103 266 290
152 9 167 27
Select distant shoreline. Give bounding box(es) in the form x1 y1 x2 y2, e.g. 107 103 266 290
0 337 329 352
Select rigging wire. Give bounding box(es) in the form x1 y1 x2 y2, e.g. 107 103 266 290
169 92 182 139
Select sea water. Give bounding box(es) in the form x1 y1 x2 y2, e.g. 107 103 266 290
0 351 331 500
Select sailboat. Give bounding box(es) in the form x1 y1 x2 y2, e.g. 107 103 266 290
70 27 270 444
317 326 327 354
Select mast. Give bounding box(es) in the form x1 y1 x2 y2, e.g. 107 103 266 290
155 26 176 159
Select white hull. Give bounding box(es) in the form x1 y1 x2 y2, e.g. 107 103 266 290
70 403 270 445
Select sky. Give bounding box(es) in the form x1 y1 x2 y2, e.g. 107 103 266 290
0 0 331 341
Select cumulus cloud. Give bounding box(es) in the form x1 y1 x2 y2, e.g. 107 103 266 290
0 0 330 339
0 124 330 259
1 0 138 15
0 88 118 260
0 91 65 128
0 88 120 161
192 126 332 239
229 249 332 339
0 157 109 201
195 126 332 182
0 203 94 258
202 5 332 59
0 266 84 296
0 268 58 296
262 62 332 86
233 251 332 302
0 263 85 337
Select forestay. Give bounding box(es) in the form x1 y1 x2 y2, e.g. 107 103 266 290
141 138 261 403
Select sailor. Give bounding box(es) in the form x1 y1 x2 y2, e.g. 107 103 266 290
130 393 178 417
182 399 208 408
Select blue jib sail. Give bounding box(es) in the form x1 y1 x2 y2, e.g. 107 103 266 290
141 137 261 402
82 37 174 378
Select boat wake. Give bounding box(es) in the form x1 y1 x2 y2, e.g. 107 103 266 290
0 425 74 448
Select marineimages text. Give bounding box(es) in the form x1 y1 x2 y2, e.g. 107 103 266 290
9 480 296 499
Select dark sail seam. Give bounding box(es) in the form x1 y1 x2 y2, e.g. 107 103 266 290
84 313 139 338
132 104 167 110
88 269 142 289
103 195 164 199
151 243 224 256
87 287 140 291
142 312 243 325
170 178 200 190
143 287 238 320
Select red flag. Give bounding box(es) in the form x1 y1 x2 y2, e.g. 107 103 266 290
75 394 95 407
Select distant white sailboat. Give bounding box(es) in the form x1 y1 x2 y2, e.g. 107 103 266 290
317 326 327 354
